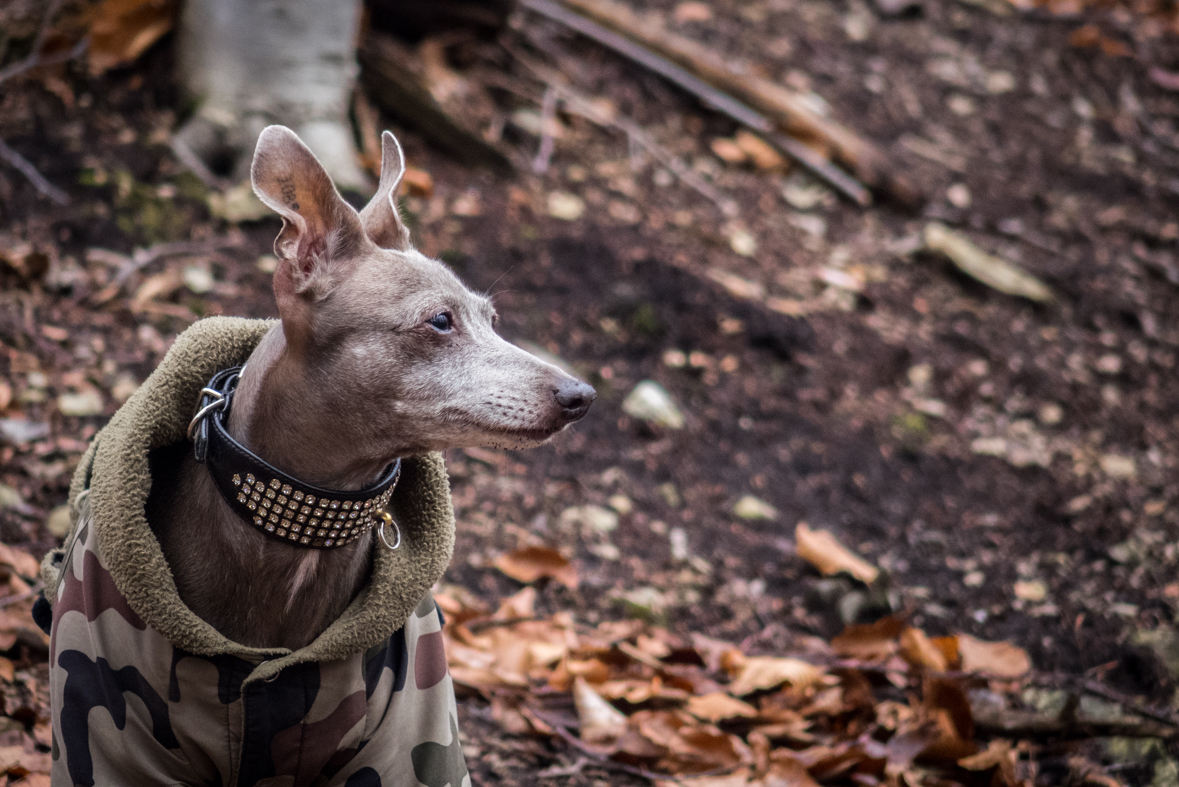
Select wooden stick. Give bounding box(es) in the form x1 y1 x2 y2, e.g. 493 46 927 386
499 44 740 215
519 0 873 206
359 32 514 174
0 137 69 205
554 0 918 204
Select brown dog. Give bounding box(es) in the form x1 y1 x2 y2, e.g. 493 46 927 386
147 126 595 650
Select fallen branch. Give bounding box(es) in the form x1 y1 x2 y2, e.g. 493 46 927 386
0 0 85 86
358 32 514 174
0 0 85 204
550 0 922 205
0 137 70 205
520 0 888 206
499 44 739 215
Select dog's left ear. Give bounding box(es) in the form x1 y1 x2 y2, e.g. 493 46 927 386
358 131 412 251
251 125 368 301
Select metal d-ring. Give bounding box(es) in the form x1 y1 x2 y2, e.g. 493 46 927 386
186 388 227 441
375 508 401 551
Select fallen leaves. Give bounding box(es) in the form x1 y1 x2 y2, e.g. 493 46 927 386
493 546 578 589
923 223 1054 303
88 0 178 75
444 586 1044 786
794 522 880 584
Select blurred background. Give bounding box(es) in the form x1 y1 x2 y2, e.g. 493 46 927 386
3 0 1179 783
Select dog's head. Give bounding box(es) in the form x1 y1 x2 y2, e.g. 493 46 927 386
249 125 594 457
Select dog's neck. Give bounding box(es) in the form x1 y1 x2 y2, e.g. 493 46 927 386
227 325 397 492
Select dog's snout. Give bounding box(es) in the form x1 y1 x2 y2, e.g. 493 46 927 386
554 378 596 421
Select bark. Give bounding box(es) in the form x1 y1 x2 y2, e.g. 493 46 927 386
175 0 367 189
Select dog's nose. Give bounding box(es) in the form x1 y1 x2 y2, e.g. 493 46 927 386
554 379 596 421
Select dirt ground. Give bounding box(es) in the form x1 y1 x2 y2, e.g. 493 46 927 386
4 0 1179 784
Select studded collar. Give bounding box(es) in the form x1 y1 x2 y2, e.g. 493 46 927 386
189 367 401 549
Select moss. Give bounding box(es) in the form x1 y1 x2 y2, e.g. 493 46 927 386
111 169 186 245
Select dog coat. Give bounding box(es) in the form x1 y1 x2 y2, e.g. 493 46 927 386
40 318 469 787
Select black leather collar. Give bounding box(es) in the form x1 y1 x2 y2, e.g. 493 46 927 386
190 366 401 549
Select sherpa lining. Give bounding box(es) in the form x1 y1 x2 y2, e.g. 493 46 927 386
44 317 456 671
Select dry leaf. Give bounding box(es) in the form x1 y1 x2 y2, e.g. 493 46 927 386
131 269 183 308
574 676 628 744
924 222 1054 303
763 757 823 787
89 0 177 75
794 523 880 584
0 381 11 411
959 739 1018 785
729 656 827 696
402 166 434 198
831 617 905 660
633 710 752 774
687 692 758 723
956 634 1031 677
711 138 747 164
493 546 578 589
899 627 949 671
735 130 788 172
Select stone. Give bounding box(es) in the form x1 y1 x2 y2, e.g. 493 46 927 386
732 495 778 521
57 390 104 417
622 381 685 429
47 504 72 538
547 191 585 221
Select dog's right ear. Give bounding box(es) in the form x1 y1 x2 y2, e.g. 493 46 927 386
358 131 412 251
251 125 367 305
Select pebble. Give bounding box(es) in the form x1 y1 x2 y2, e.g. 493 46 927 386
0 418 50 444
1095 354 1123 374
1013 579 1047 602
948 94 977 116
946 183 972 209
58 390 104 417
1100 454 1137 479
47 504 72 538
547 191 585 221
781 176 830 211
1037 402 1063 425
0 484 23 510
732 495 778 521
559 505 619 536
669 527 689 562
622 381 685 429
607 495 633 515
182 265 215 294
728 229 757 257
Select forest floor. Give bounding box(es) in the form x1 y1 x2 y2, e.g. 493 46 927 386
4 0 1179 784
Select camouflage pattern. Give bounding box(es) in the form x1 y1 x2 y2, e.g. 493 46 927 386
49 514 470 787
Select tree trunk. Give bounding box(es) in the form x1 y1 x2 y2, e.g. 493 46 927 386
175 0 367 190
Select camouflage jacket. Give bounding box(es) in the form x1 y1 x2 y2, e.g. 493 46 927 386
40 319 468 787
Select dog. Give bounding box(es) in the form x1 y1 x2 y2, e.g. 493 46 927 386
42 126 595 787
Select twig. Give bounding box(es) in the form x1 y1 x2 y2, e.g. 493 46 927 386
0 137 69 205
0 0 83 86
518 0 874 206
0 583 43 609
528 707 697 782
169 135 230 192
501 42 740 216
0 0 83 204
532 86 559 174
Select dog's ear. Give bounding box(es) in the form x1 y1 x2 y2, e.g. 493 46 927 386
358 131 412 251
251 125 368 303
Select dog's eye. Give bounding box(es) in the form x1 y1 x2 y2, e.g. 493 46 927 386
427 313 453 332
